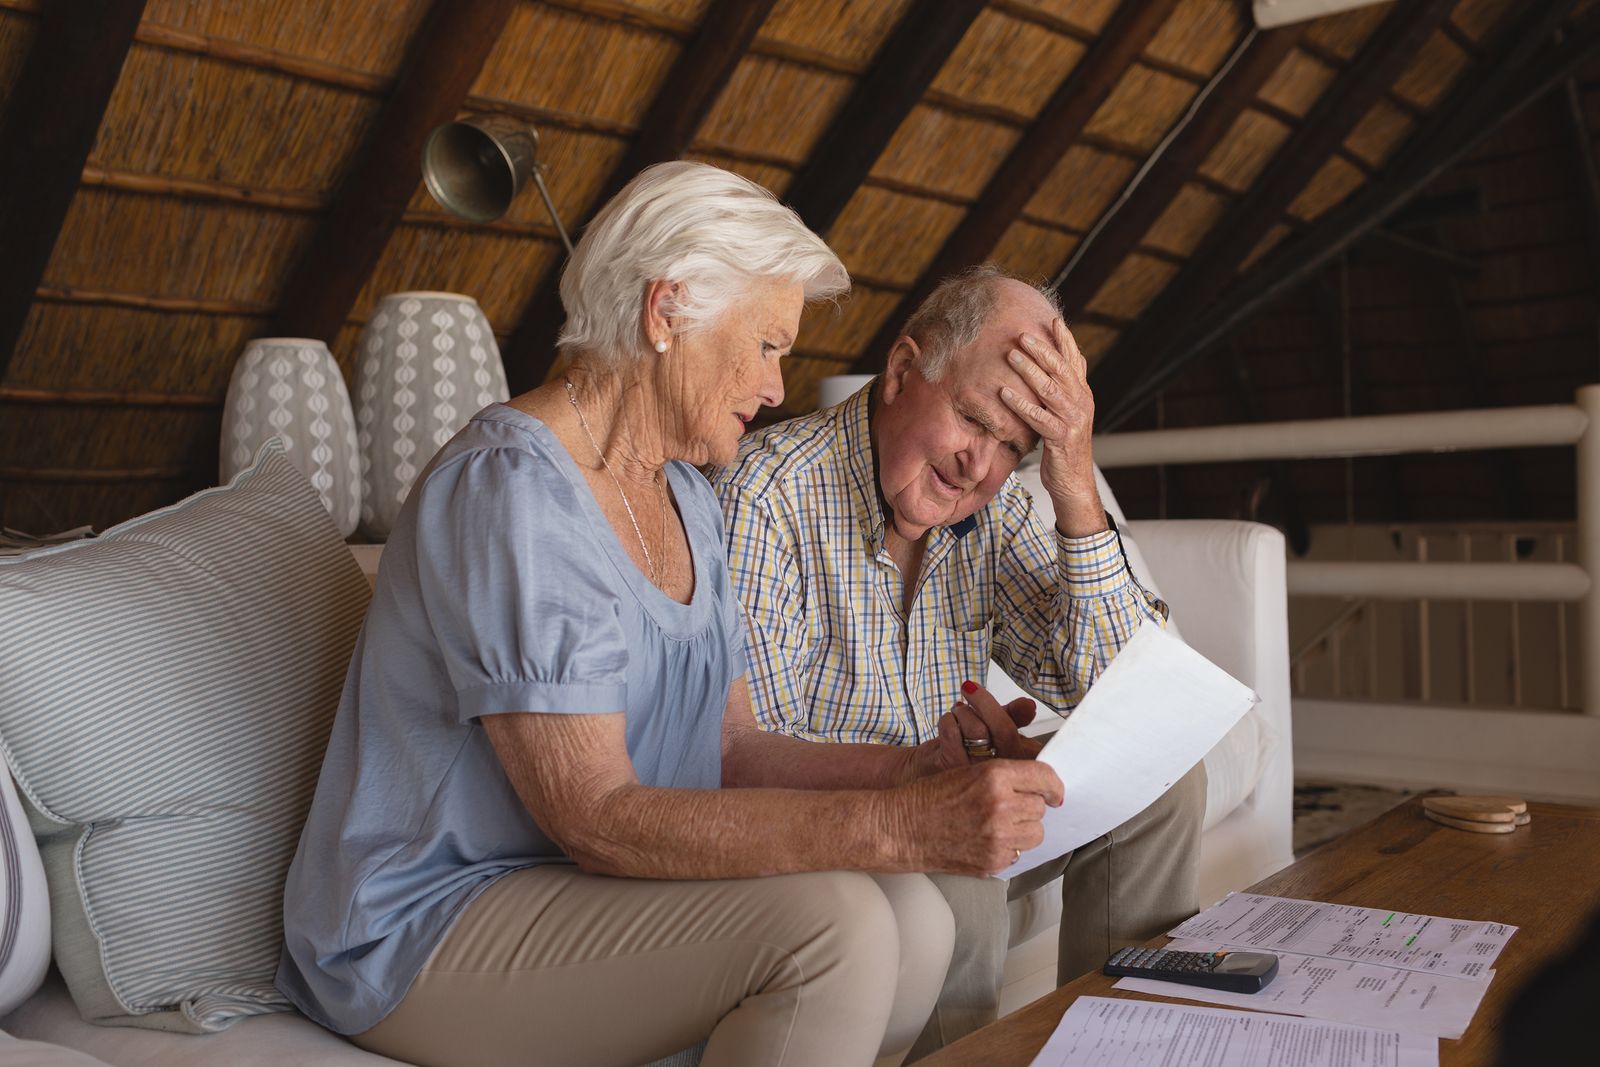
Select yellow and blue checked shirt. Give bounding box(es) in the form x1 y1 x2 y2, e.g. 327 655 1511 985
713 382 1168 747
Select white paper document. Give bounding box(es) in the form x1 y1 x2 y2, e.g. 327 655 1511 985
1031 996 1437 1067
1114 938 1492 1038
997 623 1257 880
1171 894 1517 981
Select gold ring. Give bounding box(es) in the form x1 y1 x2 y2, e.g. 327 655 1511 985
965 742 997 760
961 736 994 748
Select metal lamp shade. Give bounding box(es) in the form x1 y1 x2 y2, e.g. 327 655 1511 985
355 291 510 541
220 338 362 537
423 116 537 224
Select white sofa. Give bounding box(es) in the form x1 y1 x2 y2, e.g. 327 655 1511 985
992 467 1294 1011
0 467 1291 1065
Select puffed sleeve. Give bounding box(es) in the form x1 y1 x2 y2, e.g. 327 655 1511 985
413 446 629 721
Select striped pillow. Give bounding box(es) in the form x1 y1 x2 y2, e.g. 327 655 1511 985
0 764 49 1016
0 442 370 1032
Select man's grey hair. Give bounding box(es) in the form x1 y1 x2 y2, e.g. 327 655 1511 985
901 264 1063 381
557 161 850 363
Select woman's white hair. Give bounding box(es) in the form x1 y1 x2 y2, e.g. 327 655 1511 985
556 161 850 362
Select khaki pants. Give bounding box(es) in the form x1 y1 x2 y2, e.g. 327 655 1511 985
907 759 1207 1059
353 866 955 1067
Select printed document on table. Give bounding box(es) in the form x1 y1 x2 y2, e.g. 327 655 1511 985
1171 893 1516 981
1030 996 1437 1067
1114 938 1492 1038
997 623 1257 880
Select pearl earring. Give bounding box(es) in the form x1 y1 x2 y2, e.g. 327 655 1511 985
653 339 668 353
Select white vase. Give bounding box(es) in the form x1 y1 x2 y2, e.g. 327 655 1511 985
220 338 362 537
355 291 509 541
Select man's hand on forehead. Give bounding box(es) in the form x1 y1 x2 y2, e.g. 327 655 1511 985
997 318 1106 536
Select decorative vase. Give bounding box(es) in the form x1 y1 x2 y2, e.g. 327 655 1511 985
355 291 509 541
220 338 362 537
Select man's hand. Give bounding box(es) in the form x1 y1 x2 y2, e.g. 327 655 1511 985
951 680 1043 762
999 317 1105 537
906 681 1042 780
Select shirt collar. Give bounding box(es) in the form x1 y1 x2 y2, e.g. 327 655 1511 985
836 378 978 548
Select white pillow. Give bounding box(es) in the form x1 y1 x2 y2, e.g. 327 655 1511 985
0 441 370 1032
0 767 50 1016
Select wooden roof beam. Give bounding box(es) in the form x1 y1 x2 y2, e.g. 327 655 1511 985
0 0 147 382
266 0 517 341
502 0 780 392
1088 0 1461 423
1049 24 1308 315
1097 0 1594 430
849 0 1183 374
783 0 986 237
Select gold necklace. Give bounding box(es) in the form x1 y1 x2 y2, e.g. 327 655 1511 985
564 379 658 582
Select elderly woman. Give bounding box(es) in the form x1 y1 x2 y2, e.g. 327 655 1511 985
277 161 1061 1067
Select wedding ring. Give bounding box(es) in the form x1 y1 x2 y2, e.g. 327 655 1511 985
962 737 997 760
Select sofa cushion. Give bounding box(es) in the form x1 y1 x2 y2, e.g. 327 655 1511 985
1 974 406 1066
0 766 50 1016
0 442 370 1032
0 1031 117 1067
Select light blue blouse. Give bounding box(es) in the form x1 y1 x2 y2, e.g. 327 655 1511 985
277 404 746 1034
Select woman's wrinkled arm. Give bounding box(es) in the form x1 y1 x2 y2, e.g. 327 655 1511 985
482 700 1060 881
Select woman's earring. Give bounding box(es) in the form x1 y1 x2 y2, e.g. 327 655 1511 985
653 339 669 354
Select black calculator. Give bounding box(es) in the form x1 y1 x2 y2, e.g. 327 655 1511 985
1103 946 1280 993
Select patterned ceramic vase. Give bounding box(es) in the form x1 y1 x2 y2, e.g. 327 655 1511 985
354 291 509 541
220 338 362 537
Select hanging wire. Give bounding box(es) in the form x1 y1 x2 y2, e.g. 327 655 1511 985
1053 27 1260 289
1157 391 1168 520
1339 253 1354 526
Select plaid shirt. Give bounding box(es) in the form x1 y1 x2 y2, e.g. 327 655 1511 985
713 382 1168 746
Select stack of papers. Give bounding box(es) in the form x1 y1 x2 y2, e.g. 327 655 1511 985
1112 894 1515 1039
1033 997 1438 1067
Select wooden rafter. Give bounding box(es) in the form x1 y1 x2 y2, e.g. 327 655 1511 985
783 0 985 237
501 0 780 393
1097 1 1596 430
266 0 517 340
848 0 1182 374
1089 0 1461 422
1050 24 1308 314
0 0 147 382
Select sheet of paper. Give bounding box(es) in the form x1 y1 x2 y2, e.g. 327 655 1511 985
997 623 1258 880
1031 996 1437 1067
1171 893 1516 981
1114 938 1492 1038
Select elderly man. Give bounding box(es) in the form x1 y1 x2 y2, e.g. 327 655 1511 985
713 264 1207 1056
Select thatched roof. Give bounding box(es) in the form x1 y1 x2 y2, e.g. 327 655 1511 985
1 0 1597 536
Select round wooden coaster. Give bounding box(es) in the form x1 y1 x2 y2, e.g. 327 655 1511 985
1514 812 1531 826
1422 794 1527 823
1424 808 1518 834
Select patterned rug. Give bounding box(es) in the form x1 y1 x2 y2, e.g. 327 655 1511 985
1293 779 1417 857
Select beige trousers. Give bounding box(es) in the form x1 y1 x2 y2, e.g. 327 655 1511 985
906 759 1208 1059
353 865 955 1067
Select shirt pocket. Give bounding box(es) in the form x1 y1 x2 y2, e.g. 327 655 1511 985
914 622 993 723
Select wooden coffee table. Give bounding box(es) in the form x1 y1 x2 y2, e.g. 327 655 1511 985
922 796 1600 1066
